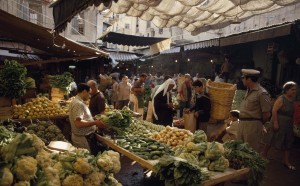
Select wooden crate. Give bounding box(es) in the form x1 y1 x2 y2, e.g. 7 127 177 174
0 106 12 120
0 96 11 107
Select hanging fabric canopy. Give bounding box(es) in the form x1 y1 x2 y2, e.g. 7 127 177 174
99 0 299 33
52 0 299 33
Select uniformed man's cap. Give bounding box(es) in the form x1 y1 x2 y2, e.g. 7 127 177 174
241 69 260 77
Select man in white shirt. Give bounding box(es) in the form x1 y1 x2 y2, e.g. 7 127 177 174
69 83 106 154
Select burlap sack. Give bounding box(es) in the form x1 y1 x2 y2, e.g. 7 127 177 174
183 112 196 133
146 101 153 122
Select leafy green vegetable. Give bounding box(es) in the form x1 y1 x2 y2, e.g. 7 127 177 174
192 130 207 143
224 140 268 186
48 72 73 94
154 156 205 186
96 110 132 134
0 60 27 98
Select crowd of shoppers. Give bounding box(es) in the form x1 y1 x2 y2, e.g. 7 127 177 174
68 67 299 173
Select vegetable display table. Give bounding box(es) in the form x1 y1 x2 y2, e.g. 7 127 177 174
96 134 158 171
96 134 250 186
16 115 71 141
202 167 249 186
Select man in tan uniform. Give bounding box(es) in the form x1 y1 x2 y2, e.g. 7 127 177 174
238 69 271 152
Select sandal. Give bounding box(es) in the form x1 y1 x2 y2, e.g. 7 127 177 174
284 164 296 171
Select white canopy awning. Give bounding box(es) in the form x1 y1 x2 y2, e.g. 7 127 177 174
98 0 299 33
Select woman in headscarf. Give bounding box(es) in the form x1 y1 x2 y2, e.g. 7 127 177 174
152 78 176 126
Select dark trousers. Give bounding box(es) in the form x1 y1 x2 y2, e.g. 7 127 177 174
85 133 108 155
179 100 191 117
118 99 130 109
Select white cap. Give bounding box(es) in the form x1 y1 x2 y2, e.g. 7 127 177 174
185 73 191 78
241 69 260 77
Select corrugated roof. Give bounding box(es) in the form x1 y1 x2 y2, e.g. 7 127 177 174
184 39 219 51
51 0 118 33
0 10 108 61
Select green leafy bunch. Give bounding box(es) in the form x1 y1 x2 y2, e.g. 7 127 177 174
154 156 203 186
48 72 74 94
0 60 27 98
223 140 268 186
95 110 132 135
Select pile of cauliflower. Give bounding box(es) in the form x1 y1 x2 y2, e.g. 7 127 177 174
0 133 122 186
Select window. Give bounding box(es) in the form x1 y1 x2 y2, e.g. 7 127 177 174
29 3 43 25
125 23 130 29
147 21 151 28
71 12 85 35
159 28 163 34
151 31 155 37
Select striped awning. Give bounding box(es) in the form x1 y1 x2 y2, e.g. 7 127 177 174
109 52 139 61
160 47 181 54
184 39 219 51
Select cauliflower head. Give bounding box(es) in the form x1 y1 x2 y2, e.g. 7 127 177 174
97 151 121 173
0 167 13 186
14 156 38 181
31 133 45 151
53 162 63 175
36 149 55 169
62 174 83 186
43 166 61 186
97 157 113 172
73 158 92 175
84 171 106 186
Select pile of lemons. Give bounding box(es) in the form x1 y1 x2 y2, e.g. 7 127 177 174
12 96 68 119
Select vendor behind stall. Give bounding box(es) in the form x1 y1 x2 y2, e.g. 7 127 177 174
152 78 176 126
69 83 106 155
189 80 211 132
87 80 105 116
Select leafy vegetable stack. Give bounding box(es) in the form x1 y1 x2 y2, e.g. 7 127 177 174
96 110 132 134
48 72 74 94
154 156 207 186
223 140 268 186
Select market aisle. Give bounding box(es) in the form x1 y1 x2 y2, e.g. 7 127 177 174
115 155 164 186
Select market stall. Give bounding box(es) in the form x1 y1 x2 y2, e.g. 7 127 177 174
96 134 250 186
91 112 266 186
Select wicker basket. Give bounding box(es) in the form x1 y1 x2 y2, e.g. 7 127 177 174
206 79 237 120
